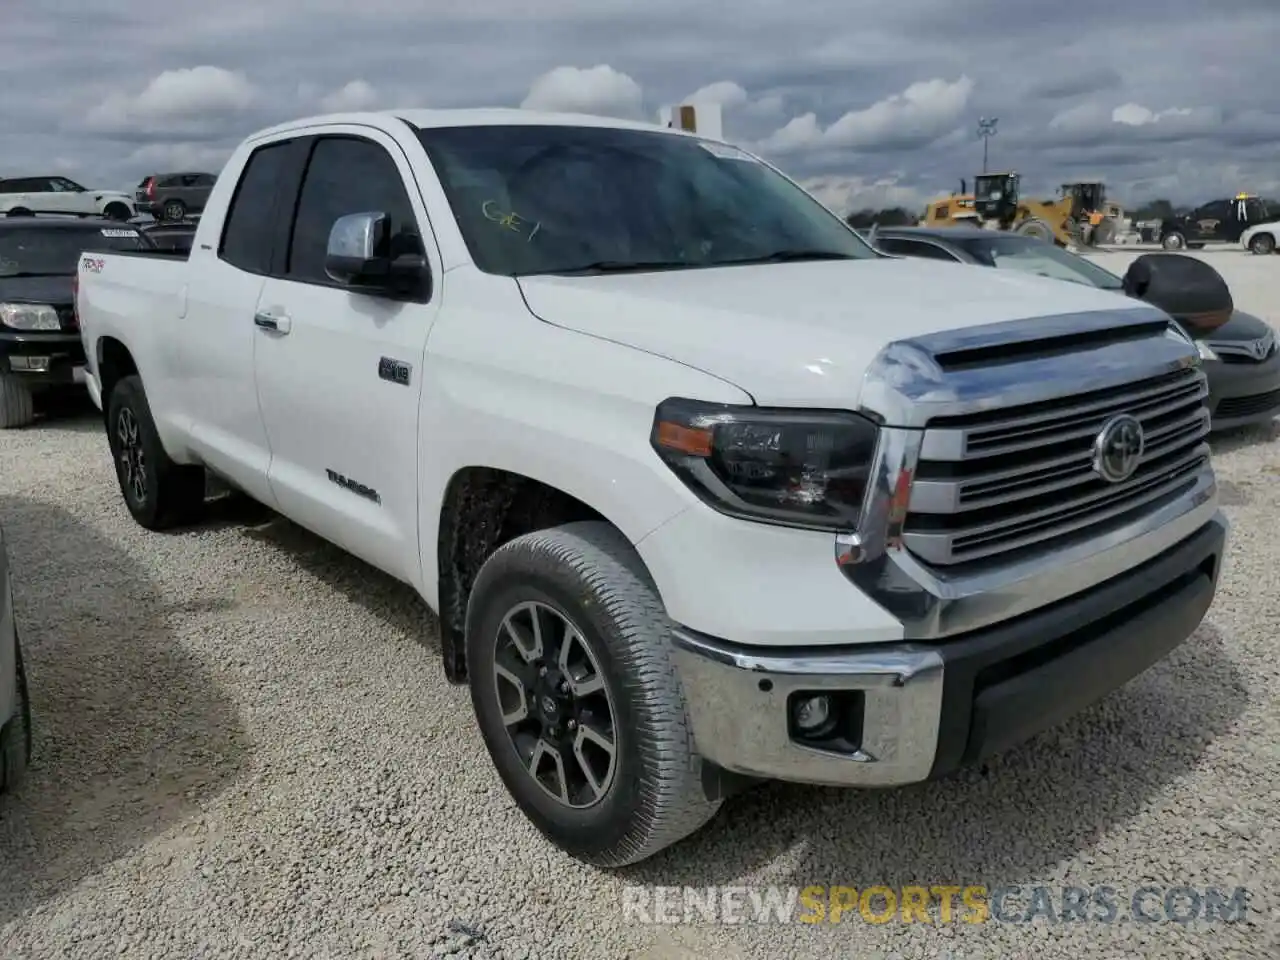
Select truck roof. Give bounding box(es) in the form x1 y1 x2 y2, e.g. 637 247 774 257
247 108 719 145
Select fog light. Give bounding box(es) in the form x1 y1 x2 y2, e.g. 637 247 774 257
10 356 49 372
792 695 833 733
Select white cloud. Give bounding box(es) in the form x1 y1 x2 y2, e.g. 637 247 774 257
680 81 749 110
124 141 233 178
520 64 644 119
85 66 259 136
1048 100 1222 143
756 76 974 154
319 80 381 112
801 174 926 216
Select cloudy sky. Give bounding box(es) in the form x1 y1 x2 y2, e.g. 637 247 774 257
5 0 1278 214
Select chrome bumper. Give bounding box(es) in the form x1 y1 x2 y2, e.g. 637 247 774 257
671 512 1226 789
672 631 944 786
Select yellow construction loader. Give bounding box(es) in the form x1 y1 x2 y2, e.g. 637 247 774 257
1059 182 1126 246
923 172 1078 247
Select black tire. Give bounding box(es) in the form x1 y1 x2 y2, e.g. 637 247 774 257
1092 218 1117 246
0 375 35 430
103 203 131 221
465 521 720 867
4 208 32 218
1248 233 1276 255
162 199 186 222
1014 218 1054 243
105 375 206 530
1162 231 1186 251
1 630 31 795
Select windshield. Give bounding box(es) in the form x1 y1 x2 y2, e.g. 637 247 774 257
0 226 150 277
415 124 877 276
955 235 1124 290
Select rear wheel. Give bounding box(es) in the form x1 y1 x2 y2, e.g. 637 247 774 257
103 203 131 221
1162 231 1186 250
162 199 186 222
0 375 35 429
1 630 31 795
1092 218 1117 246
1249 233 1276 255
465 521 720 867
106 375 206 529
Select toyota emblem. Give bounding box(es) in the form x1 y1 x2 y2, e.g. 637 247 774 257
1092 415 1145 483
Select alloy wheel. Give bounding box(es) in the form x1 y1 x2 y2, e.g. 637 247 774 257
491 600 617 809
116 407 147 504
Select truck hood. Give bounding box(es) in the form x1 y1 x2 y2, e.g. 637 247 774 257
516 257 1153 407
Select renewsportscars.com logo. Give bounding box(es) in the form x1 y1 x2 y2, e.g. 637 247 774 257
621 884 1251 926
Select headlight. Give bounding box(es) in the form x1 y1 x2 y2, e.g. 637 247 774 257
0 303 60 331
650 398 878 531
1196 340 1219 362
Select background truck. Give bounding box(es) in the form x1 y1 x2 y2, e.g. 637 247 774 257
75 109 1227 867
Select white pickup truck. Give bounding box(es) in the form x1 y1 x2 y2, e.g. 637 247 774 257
76 109 1228 867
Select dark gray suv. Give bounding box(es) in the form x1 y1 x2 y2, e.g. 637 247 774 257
135 171 216 222
1 521 30 795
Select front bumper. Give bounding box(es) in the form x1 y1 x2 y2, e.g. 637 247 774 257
671 513 1226 787
1205 353 1280 430
1 332 87 389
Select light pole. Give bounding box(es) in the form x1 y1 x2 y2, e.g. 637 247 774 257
977 117 998 174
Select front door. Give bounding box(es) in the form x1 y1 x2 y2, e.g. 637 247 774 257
252 131 441 584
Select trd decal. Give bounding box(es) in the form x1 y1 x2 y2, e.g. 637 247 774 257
378 356 412 386
326 468 381 505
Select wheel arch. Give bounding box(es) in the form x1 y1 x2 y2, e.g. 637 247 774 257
95 336 138 423
434 465 638 685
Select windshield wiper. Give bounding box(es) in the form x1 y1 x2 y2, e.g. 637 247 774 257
538 259 696 276
713 249 860 266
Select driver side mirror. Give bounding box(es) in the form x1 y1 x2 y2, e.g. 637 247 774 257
325 211 428 297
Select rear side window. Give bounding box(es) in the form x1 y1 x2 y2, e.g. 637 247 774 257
220 143 291 273
196 174 216 187
285 136 422 285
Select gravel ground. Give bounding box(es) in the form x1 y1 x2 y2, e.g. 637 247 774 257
1 249 1278 959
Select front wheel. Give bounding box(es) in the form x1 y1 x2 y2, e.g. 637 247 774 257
0 375 35 429
105 375 206 529
465 521 720 867
1249 233 1276 255
1014 217 1054 243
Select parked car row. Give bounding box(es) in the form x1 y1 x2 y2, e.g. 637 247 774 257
866 225 1280 431
0 170 216 224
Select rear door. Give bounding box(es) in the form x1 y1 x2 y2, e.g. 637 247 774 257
251 129 441 583
175 140 302 505
192 174 216 213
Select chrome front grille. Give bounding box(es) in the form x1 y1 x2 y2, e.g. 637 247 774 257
903 366 1211 566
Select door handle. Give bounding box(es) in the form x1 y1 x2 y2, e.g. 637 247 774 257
253 312 292 334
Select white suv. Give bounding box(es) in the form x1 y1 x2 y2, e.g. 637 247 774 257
0 176 134 220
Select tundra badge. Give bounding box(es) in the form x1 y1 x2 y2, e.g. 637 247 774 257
379 357 412 386
326 468 381 505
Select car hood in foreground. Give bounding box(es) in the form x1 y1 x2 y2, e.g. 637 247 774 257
517 257 1161 408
